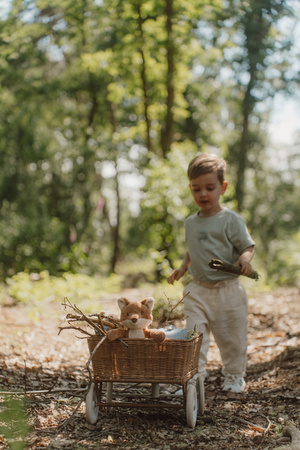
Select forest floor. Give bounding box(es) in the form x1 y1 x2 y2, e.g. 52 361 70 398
0 286 300 449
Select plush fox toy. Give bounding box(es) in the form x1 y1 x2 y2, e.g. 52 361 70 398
106 297 165 343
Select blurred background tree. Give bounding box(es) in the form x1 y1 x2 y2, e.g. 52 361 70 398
0 0 299 285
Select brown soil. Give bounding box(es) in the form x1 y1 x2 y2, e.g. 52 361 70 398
0 287 299 449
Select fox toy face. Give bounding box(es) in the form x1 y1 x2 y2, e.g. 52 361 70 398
106 296 165 343
118 297 154 331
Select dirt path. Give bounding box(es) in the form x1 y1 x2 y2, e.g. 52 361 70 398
0 287 299 449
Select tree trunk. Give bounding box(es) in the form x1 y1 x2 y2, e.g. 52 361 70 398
136 1 153 152
235 2 266 211
110 162 120 273
235 79 252 211
109 100 121 273
161 0 175 158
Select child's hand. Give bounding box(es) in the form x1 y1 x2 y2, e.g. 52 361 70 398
167 268 185 285
237 257 253 277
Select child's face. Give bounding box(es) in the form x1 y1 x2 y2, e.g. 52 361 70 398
189 172 228 217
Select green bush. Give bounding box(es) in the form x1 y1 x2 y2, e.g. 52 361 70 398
1 271 123 312
152 281 186 322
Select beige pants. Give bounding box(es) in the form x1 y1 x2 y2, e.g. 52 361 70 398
184 278 248 378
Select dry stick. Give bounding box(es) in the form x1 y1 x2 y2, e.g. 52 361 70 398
65 316 117 329
56 398 85 433
58 325 95 337
234 415 275 434
234 416 265 432
0 388 87 395
261 416 273 435
97 313 106 333
66 312 114 322
61 299 126 353
100 320 116 329
24 360 27 395
159 291 190 327
71 307 106 336
63 300 126 346
65 308 122 330
61 298 106 336
208 259 260 280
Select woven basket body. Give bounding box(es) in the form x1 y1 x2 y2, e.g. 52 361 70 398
88 334 202 385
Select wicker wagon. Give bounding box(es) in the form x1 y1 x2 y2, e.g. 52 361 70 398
85 332 204 428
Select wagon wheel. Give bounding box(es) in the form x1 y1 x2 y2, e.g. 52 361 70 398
186 384 198 428
86 383 99 424
197 377 205 416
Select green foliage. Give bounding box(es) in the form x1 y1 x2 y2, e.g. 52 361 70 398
0 396 30 449
245 154 300 286
0 0 299 286
152 281 186 322
1 271 123 312
262 232 300 286
127 143 198 279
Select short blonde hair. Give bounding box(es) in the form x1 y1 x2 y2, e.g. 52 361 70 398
187 153 227 184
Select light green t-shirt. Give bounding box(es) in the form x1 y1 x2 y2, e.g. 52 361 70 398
185 207 255 282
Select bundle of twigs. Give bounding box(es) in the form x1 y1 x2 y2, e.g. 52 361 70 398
59 292 190 339
208 259 260 280
58 298 123 338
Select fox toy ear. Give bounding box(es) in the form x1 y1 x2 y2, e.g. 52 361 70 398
117 297 130 311
141 297 155 311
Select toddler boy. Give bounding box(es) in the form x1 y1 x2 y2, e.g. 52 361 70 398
168 153 255 392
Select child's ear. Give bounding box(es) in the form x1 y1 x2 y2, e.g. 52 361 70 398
221 181 228 194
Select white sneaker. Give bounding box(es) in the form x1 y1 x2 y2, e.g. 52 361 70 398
222 374 245 393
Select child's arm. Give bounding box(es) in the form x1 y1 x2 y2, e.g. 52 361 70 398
167 252 191 284
237 246 255 277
